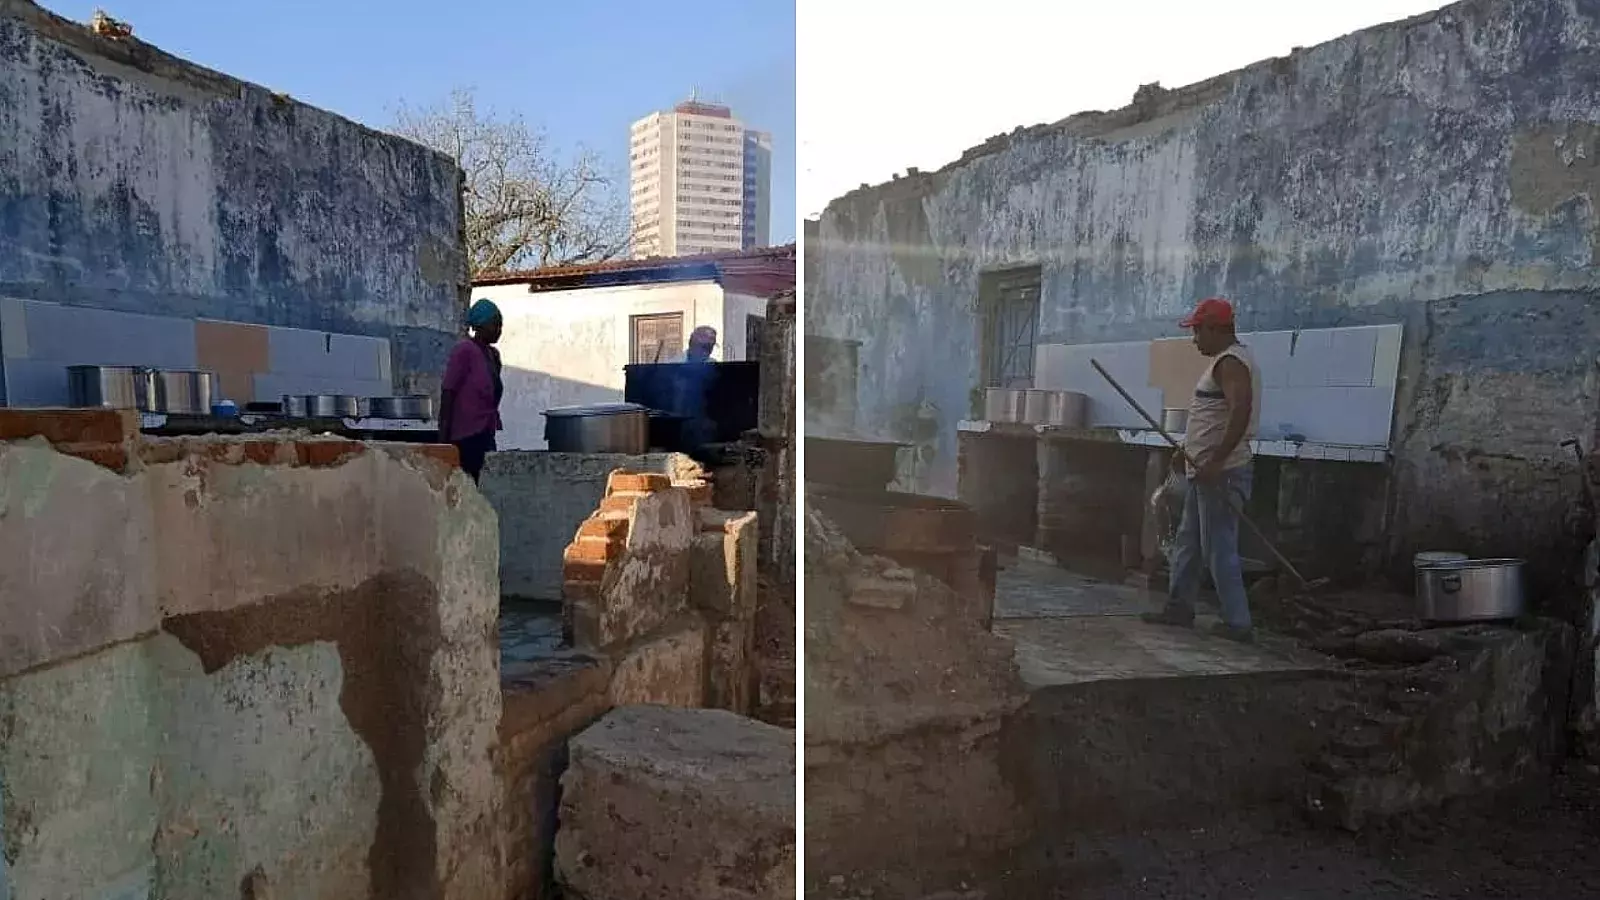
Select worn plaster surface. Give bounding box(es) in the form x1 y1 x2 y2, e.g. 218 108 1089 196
0 433 503 900
806 0 1600 588
0 0 465 390
0 440 157 678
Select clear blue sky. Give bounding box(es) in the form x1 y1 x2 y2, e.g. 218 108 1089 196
41 0 797 245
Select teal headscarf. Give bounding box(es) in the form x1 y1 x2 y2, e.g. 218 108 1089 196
466 298 501 328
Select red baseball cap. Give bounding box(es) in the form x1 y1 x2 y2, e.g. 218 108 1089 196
1179 297 1235 328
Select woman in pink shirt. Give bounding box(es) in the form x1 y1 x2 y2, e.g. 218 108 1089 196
438 299 504 483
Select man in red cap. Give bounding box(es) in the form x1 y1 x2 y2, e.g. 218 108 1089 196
1143 297 1262 643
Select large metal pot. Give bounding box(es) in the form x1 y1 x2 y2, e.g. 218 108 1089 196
67 365 155 410
150 370 217 415
366 396 434 420
1024 390 1087 427
543 403 649 453
1416 558 1526 623
300 394 360 418
984 388 1026 423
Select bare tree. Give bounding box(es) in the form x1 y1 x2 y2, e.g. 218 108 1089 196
391 88 632 275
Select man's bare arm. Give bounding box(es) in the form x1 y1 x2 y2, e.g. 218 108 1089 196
1213 356 1253 464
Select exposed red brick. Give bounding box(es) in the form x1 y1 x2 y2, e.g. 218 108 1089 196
0 408 136 446
412 443 461 470
56 442 128 472
563 537 620 564
599 491 648 514
200 439 291 466
578 514 630 541
295 439 367 468
242 441 293 466
606 471 671 495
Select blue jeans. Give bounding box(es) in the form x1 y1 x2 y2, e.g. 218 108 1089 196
1167 464 1254 629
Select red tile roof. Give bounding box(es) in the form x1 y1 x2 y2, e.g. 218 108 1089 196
472 244 796 294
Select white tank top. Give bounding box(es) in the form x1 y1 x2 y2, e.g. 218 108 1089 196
1184 343 1261 471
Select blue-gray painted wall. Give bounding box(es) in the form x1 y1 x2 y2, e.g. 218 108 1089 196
0 0 465 394
807 0 1600 596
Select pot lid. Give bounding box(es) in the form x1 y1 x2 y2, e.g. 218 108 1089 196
542 402 648 418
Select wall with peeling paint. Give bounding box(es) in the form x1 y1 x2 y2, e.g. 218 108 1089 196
0 414 503 900
0 1 465 394
806 0 1600 595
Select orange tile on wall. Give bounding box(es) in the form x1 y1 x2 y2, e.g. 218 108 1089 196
196 320 269 402
1148 337 1209 410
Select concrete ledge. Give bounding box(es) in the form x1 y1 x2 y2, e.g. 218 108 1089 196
556 706 794 900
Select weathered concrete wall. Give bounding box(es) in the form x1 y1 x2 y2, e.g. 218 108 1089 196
479 451 697 601
0 1 466 394
0 410 502 899
807 0 1600 592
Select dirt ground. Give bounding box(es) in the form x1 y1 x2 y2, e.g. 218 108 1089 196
985 764 1600 900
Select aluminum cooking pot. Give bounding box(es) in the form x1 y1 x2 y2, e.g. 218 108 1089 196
150 370 217 415
1023 390 1087 427
366 396 435 420
67 365 156 411
985 388 1026 423
543 403 649 454
1415 558 1526 623
301 394 360 418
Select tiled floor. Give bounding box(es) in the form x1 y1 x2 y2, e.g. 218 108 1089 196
993 557 1160 619
994 617 1329 688
990 557 1326 689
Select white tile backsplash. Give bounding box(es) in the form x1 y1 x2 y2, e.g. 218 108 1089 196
1033 323 1402 446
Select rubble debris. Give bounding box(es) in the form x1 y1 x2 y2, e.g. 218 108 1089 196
804 498 1028 896
554 705 794 900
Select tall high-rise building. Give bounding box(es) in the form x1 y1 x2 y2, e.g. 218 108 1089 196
629 99 772 259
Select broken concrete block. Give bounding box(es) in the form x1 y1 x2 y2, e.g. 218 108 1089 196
556 706 794 900
690 509 759 620
609 617 708 708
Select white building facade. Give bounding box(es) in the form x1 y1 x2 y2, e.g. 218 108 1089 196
470 249 793 450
